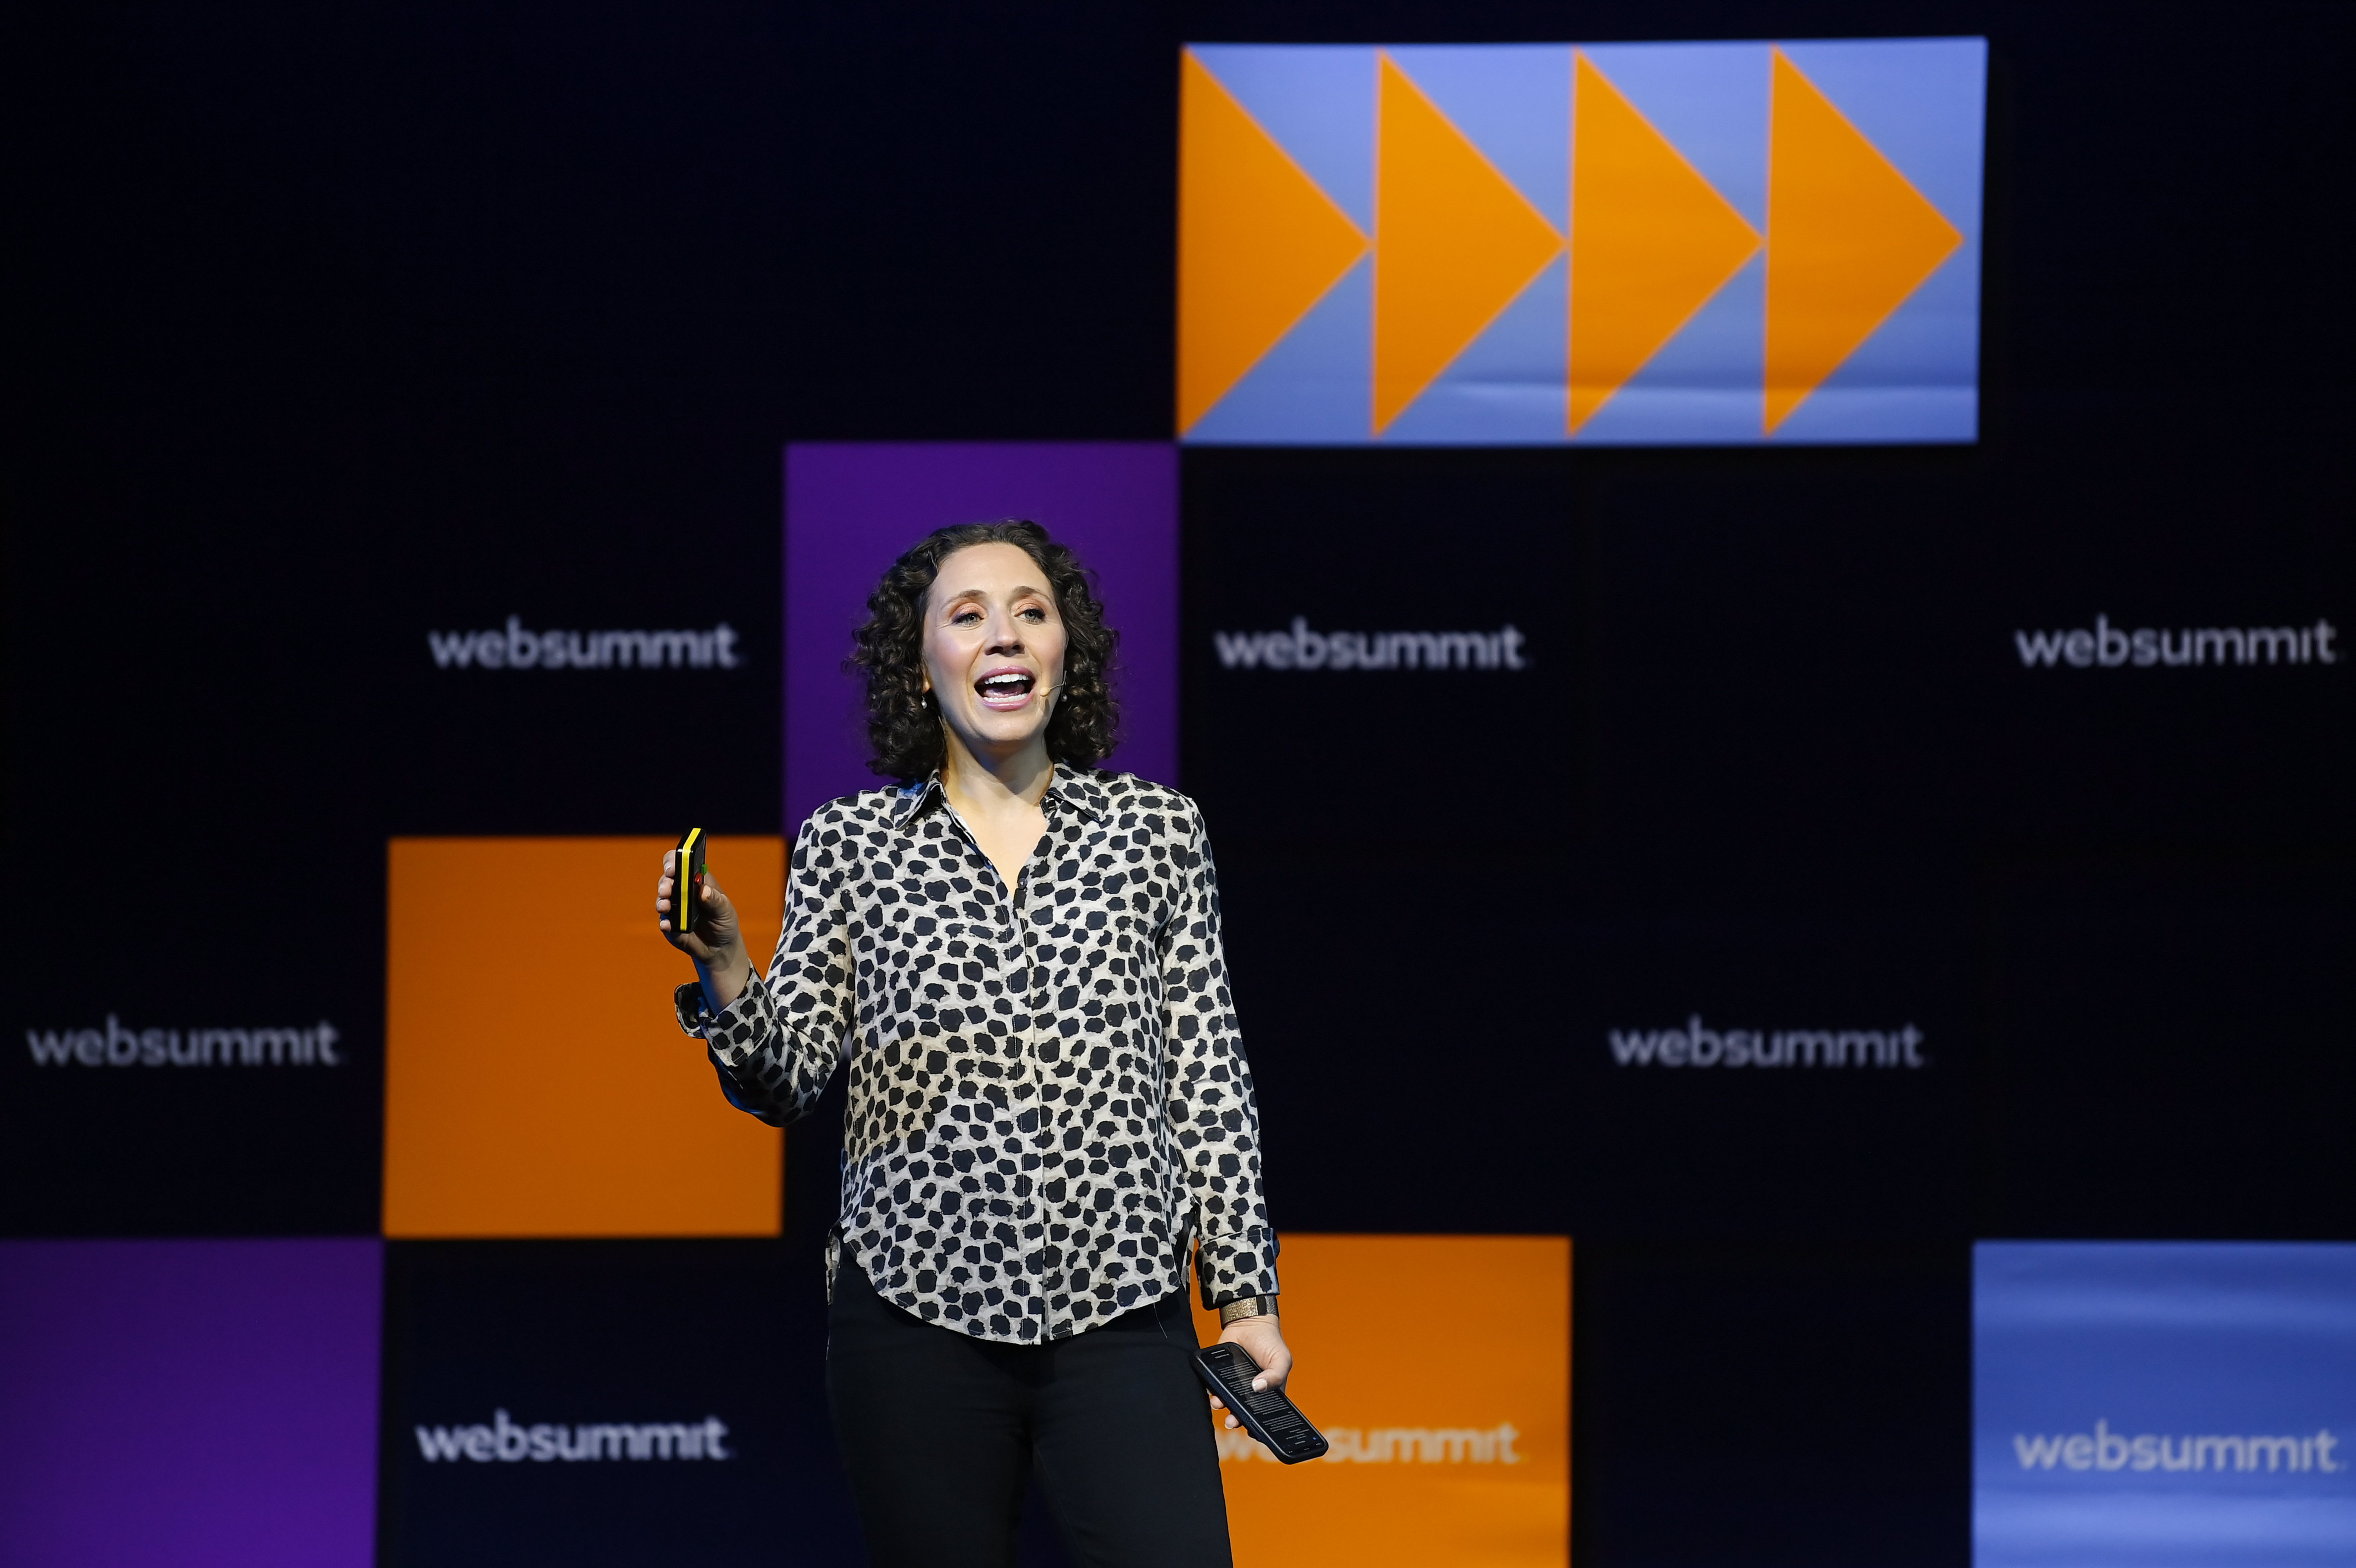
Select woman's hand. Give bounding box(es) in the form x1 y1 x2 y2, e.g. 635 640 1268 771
1206 1313 1293 1431
655 848 751 1008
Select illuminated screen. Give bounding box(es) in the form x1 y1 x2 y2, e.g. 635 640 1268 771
1179 40 1984 445
1975 1243 2356 1568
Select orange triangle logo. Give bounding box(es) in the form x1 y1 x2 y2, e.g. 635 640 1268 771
1764 48 1964 433
1177 53 1370 434
1373 53 1564 433
1567 53 1761 435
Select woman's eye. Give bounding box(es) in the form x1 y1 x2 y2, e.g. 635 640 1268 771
1019 607 1045 622
951 609 981 625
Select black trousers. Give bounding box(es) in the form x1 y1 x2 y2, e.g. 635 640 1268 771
826 1262 1234 1568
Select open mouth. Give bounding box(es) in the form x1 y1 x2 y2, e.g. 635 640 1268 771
975 669 1036 709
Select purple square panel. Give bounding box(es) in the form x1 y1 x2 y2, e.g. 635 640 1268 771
783 442 1178 831
0 1239 383 1568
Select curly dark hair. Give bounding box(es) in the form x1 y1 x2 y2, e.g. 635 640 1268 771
849 520 1120 780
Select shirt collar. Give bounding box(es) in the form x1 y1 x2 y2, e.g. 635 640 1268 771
888 760 1107 829
1044 760 1110 823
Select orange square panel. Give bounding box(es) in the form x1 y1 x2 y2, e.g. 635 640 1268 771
1195 1235 1569 1568
384 836 785 1238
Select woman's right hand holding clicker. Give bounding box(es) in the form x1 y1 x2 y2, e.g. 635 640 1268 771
655 848 753 1009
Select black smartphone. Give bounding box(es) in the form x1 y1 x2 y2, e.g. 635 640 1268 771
671 828 706 935
1194 1342 1329 1463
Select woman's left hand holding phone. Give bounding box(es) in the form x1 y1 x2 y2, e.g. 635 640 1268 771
655 848 752 1009
1207 1313 1294 1430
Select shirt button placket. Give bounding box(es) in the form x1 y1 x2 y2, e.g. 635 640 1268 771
1008 845 1053 1342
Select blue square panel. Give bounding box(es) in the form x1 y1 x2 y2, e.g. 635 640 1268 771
1975 1243 2356 1568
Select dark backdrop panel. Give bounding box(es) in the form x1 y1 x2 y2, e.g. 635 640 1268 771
1179 448 1582 849
1180 450 1582 1238
371 421 782 839
0 934 384 1236
1 553 387 1235
1189 430 2348 1243
377 1238 859 1568
1573 1240 1971 1568
6 5 786 1235
1185 450 1975 1238
1212 853 1587 1237
1581 449 1999 890
1558 910 1970 1239
1211 858 1973 1240
1978 857 2356 1239
1960 469 2352 851
1579 441 2350 884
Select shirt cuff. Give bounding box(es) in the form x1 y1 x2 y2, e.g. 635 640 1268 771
672 982 715 1038
703 973 774 1069
673 972 766 1046
1196 1231 1280 1308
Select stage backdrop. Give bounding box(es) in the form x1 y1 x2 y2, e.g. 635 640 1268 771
7 10 2354 1568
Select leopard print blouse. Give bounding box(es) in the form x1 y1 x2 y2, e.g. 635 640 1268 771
676 763 1279 1344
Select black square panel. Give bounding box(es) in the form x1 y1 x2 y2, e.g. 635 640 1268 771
1574 1240 1970 1568
378 1238 859 1568
1980 857 2356 1238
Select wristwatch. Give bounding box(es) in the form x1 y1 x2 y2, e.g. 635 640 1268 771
1218 1294 1278 1325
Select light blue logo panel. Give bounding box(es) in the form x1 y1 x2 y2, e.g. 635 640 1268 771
1974 1243 2356 1568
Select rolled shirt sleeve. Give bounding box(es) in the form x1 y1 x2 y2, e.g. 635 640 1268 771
674 815 856 1128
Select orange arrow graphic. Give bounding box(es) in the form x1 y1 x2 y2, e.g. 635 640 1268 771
1568 51 1761 434
1373 53 1563 434
1764 48 1964 433
1178 51 1369 433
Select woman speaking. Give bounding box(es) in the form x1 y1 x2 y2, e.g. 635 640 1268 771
655 521 1289 1567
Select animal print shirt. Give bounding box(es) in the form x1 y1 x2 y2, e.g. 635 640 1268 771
674 763 1279 1344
